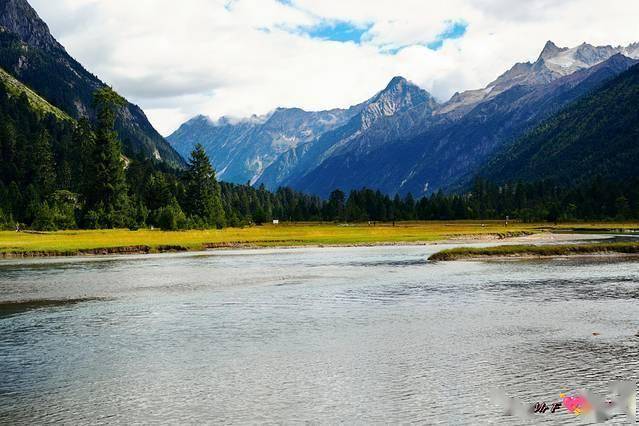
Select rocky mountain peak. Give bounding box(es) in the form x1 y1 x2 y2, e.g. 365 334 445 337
538 40 567 61
622 42 639 59
441 40 638 116
539 42 622 76
360 76 435 129
0 0 62 50
384 76 409 90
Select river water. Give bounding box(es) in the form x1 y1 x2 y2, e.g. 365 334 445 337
1 242 638 424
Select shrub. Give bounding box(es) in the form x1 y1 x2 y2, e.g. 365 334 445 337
155 202 187 231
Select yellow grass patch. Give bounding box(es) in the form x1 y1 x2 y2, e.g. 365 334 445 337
0 221 637 256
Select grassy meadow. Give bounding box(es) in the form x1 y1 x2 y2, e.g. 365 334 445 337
429 241 639 261
0 221 637 257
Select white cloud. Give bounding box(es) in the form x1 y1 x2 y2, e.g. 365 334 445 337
30 0 639 135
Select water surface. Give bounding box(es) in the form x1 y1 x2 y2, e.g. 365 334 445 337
1 244 637 424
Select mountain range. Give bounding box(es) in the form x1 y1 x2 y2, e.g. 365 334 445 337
480 62 639 185
2 0 638 200
0 0 184 167
170 40 639 197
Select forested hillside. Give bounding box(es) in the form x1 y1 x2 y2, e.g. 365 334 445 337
0 79 319 230
482 63 639 184
0 0 185 167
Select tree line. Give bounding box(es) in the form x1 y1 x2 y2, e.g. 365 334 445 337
1 82 638 231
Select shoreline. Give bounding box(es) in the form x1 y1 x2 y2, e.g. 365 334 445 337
1 225 635 260
431 252 639 262
0 231 538 259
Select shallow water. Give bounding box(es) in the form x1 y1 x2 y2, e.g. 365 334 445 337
1 243 638 424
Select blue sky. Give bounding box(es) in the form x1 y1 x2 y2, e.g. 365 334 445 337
301 21 373 44
294 19 468 52
427 21 468 50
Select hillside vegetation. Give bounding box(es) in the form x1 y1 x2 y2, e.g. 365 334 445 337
482 64 639 184
429 242 639 261
0 67 70 120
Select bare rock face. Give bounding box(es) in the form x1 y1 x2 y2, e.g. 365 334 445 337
359 77 435 129
0 0 60 50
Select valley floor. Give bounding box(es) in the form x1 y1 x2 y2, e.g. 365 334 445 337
0 221 638 258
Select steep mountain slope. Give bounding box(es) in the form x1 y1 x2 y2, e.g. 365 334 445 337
0 0 184 167
0 65 69 120
479 63 639 184
169 106 363 184
170 76 435 186
439 41 636 116
257 76 438 189
171 40 638 196
290 49 638 197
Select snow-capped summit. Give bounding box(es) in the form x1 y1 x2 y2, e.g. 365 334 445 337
542 42 620 75
622 42 639 59
440 40 639 115
538 40 568 61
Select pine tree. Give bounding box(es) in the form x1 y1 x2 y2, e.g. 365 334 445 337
325 189 345 221
87 87 130 228
73 118 95 196
183 144 225 228
31 130 56 197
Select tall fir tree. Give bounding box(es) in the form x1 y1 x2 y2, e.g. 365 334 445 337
183 144 225 228
31 130 56 197
73 118 96 196
87 87 130 228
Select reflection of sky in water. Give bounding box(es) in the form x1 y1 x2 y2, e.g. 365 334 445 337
0 244 637 424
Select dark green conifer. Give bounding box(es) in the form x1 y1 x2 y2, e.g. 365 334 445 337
87 87 131 228
183 144 225 228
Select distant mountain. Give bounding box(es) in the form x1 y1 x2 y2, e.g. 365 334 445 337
0 0 185 167
171 40 639 196
478 63 639 185
257 77 438 190
439 41 637 116
169 76 435 185
168 106 363 184
288 48 638 197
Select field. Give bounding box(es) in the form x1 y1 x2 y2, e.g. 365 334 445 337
1 221 638 257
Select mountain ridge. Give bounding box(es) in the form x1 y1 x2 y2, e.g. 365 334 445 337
169 76 434 185
478 62 639 185
0 0 185 167
170 40 639 196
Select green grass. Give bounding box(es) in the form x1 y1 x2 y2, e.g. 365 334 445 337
0 67 72 121
0 221 539 257
429 242 639 261
2 221 638 258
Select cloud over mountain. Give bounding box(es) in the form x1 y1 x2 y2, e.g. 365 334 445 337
29 0 639 135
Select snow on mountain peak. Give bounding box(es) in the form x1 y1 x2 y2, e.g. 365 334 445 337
622 42 639 59
439 40 638 116
541 42 624 75
538 40 568 61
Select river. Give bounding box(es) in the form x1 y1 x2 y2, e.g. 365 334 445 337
1 242 637 424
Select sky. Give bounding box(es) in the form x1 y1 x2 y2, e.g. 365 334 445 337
29 0 639 136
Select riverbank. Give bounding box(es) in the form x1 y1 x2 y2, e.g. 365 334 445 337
429 241 639 261
1 222 637 258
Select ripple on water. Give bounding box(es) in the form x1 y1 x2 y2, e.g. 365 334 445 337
0 245 638 424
